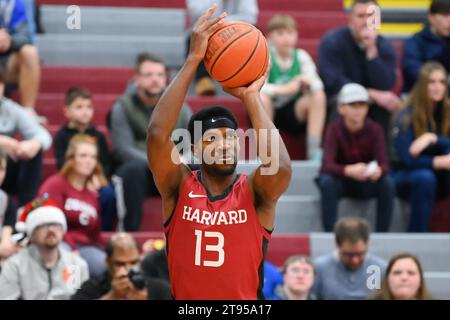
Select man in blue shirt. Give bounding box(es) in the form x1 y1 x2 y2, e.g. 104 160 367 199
402 0 450 94
318 0 400 136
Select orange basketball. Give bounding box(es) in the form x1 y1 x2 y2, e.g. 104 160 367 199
204 21 269 88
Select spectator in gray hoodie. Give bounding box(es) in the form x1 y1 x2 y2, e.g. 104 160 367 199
0 66 51 206
0 195 89 300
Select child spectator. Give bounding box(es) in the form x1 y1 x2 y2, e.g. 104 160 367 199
261 14 326 160
54 87 111 176
40 134 108 277
316 83 394 232
271 255 316 300
392 62 450 232
0 149 18 264
54 87 115 230
0 67 51 206
371 253 432 300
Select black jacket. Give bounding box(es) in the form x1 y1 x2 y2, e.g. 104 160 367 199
71 272 173 300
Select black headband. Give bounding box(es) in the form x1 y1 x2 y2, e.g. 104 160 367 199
191 117 237 143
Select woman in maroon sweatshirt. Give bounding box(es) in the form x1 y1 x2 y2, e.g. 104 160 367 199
40 134 108 277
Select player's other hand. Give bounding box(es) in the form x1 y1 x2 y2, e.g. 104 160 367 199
188 4 227 62
223 70 269 101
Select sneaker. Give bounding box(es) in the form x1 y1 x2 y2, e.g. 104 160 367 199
195 76 216 96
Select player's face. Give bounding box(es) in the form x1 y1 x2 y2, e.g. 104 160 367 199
429 13 450 37
73 143 98 177
197 127 239 176
388 258 421 300
107 247 141 277
65 97 94 127
268 28 298 55
427 69 447 103
283 261 314 295
338 240 367 270
136 61 167 99
31 223 63 249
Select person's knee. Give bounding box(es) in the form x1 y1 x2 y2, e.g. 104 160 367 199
410 170 437 190
318 174 338 190
377 175 395 193
18 44 39 64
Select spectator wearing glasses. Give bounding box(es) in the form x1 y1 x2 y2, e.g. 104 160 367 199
271 255 316 300
0 196 89 300
311 217 387 300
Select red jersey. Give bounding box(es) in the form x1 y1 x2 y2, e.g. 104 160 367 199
39 174 103 250
164 170 271 300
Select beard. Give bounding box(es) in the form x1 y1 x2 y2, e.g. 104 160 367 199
43 233 60 249
143 88 164 100
203 161 237 177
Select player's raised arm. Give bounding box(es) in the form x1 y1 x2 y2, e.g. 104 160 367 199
223 73 292 228
147 5 227 201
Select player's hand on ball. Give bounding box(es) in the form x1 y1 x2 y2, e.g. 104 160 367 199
223 70 269 100
189 4 227 61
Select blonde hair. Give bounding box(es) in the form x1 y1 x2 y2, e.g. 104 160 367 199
402 62 450 138
60 134 107 188
268 14 297 33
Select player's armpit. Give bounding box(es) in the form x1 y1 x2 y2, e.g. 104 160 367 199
146 133 185 198
249 163 291 206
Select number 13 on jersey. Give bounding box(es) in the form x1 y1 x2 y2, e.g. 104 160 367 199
194 229 225 267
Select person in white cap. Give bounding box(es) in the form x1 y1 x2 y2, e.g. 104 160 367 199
316 83 395 232
0 195 89 300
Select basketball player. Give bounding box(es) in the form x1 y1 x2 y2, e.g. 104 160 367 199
147 4 292 299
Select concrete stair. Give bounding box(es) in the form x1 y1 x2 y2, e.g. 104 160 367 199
37 5 186 67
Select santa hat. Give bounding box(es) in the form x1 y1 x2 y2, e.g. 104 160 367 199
16 194 67 235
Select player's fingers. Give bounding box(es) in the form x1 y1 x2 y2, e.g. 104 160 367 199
196 4 218 28
205 12 227 31
206 18 226 36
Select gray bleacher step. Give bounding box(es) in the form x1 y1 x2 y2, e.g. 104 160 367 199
237 161 321 196
274 195 409 233
36 34 185 67
41 5 185 36
424 272 450 299
310 233 450 273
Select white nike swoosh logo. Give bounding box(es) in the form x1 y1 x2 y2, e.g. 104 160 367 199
211 118 217 123
188 191 208 198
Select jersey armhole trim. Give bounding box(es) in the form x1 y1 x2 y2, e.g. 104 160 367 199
162 164 193 229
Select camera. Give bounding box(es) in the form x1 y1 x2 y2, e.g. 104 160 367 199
128 267 146 290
